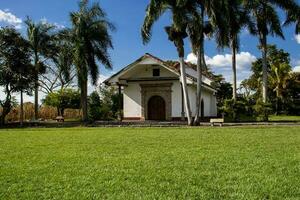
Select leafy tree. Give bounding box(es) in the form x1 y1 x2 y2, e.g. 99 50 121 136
43 89 80 117
25 17 56 120
285 72 300 115
88 86 122 121
88 91 102 121
241 45 296 116
69 0 114 122
0 28 35 125
99 85 122 119
211 74 233 109
269 49 292 115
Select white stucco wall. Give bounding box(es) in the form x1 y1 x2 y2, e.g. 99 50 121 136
171 81 182 117
179 86 217 117
123 83 141 118
123 82 217 118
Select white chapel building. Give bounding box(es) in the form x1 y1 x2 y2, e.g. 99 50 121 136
105 53 217 121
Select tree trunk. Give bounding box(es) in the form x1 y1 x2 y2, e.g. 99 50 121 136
34 79 39 120
261 34 268 103
81 79 88 122
232 40 237 102
20 91 24 126
34 52 39 121
61 108 65 117
194 49 203 125
118 84 123 121
179 57 192 126
275 97 279 115
0 88 12 126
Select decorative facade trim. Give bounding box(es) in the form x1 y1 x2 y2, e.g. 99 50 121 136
140 83 173 121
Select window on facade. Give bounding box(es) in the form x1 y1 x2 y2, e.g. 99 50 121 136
153 68 160 77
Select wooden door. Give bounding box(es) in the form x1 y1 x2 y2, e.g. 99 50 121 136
148 96 166 120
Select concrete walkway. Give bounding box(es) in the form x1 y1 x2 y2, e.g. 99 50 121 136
1 120 300 128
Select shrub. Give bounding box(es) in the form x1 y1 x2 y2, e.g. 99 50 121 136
253 100 272 121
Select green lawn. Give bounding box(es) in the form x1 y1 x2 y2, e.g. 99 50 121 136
1 127 300 199
269 115 300 122
225 115 300 122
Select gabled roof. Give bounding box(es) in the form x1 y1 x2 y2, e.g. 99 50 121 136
104 53 180 84
104 53 216 91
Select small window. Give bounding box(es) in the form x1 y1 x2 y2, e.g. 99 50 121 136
153 68 160 77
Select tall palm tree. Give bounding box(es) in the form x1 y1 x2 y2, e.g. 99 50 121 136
25 18 56 120
242 0 297 103
186 7 213 125
223 0 255 102
165 25 193 125
187 0 231 124
141 0 196 125
69 0 114 122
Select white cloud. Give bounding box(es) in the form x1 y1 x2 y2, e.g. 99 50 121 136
53 22 65 29
293 66 300 73
186 52 256 86
87 74 112 94
295 35 300 44
186 51 256 70
41 17 65 30
0 9 22 29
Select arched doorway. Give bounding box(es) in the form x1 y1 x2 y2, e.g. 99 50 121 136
148 96 166 120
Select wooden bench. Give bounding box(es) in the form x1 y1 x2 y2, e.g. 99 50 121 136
210 118 224 127
55 116 64 122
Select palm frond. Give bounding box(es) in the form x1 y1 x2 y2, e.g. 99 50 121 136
141 0 167 44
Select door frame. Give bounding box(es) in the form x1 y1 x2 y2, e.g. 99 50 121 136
140 83 172 121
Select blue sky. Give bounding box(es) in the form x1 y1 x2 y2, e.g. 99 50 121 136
1 0 300 102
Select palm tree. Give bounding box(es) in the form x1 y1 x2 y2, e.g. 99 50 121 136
270 62 291 115
284 6 300 37
69 0 114 122
186 7 213 125
223 0 256 102
141 0 196 125
165 25 193 125
25 18 56 121
185 0 231 125
242 0 297 103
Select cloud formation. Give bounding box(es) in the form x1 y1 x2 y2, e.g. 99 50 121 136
0 9 22 29
41 17 65 29
295 35 300 44
293 66 300 73
186 52 257 86
186 52 256 70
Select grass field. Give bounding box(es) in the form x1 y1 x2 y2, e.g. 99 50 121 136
225 115 300 122
1 127 300 199
269 115 300 122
